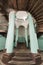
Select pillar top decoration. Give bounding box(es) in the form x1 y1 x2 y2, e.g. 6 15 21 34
16 11 28 21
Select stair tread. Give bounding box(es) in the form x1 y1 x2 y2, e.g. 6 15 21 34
12 56 32 61
13 56 31 59
15 53 31 57
14 49 31 53
8 60 36 64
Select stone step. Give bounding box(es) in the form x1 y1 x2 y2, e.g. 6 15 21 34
14 49 31 57
2 48 42 65
15 53 32 57
7 60 36 65
12 56 32 61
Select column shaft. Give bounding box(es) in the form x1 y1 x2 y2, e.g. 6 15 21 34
5 11 15 53
25 28 28 47
15 28 18 47
28 13 39 53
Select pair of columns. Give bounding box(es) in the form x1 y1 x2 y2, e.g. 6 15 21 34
5 11 39 53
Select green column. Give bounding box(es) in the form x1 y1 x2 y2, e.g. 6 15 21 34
25 28 28 47
5 11 15 53
28 13 39 53
15 28 18 47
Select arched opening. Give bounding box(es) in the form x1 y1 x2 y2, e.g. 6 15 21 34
14 25 30 49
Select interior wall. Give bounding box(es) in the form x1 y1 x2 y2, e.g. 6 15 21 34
38 35 43 51
0 35 6 50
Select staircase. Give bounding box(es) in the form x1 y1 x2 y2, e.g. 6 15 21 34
7 49 35 65
2 43 42 65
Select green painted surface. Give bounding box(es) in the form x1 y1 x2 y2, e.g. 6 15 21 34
28 14 38 53
5 11 15 53
0 34 43 51
0 35 6 50
18 37 25 42
38 35 43 51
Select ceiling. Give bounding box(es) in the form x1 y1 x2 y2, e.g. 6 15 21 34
0 0 43 33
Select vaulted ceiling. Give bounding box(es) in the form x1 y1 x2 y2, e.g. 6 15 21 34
0 0 43 33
